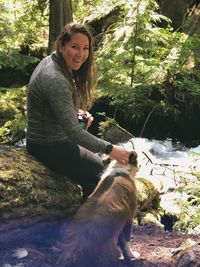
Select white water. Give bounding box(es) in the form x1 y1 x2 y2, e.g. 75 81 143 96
133 137 200 168
129 138 200 192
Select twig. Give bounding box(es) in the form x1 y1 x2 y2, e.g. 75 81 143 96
142 151 153 164
139 105 159 137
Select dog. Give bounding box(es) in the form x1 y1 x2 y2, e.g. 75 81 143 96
55 150 139 267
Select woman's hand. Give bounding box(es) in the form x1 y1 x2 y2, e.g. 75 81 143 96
108 145 132 165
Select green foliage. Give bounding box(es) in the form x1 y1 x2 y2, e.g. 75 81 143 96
0 1 46 84
96 0 172 86
174 183 200 232
0 86 26 144
0 1 48 55
73 0 119 22
90 0 200 125
0 50 39 70
93 0 176 122
96 81 182 124
0 0 48 51
98 117 117 139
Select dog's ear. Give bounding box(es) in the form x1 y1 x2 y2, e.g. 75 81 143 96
128 151 138 166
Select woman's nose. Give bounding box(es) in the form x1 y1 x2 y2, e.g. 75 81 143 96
76 48 84 57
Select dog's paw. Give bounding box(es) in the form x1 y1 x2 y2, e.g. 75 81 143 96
130 248 140 259
125 248 140 261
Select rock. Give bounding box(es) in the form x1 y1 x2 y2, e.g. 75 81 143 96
0 145 82 248
175 245 200 267
140 210 164 229
99 118 134 144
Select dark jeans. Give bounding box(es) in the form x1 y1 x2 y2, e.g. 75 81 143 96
26 140 104 200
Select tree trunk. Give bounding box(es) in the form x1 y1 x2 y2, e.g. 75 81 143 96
0 145 81 248
158 0 194 30
48 0 73 53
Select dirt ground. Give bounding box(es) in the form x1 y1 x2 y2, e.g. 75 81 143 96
0 223 199 267
130 223 200 267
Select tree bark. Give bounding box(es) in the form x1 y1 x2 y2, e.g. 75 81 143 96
0 145 81 248
158 0 194 30
48 0 73 53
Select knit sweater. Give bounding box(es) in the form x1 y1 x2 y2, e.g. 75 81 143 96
26 52 109 154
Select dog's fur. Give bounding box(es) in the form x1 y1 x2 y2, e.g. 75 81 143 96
55 151 138 267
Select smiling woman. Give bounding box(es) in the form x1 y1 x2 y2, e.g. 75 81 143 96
26 22 134 201
58 33 90 72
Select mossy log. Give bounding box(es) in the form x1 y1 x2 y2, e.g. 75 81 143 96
135 177 160 211
0 145 82 248
99 119 134 144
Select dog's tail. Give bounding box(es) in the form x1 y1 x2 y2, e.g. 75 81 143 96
53 223 81 266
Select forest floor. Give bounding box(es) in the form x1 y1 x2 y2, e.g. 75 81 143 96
0 223 199 267
130 223 200 266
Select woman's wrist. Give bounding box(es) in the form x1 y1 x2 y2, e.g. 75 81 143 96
105 143 113 154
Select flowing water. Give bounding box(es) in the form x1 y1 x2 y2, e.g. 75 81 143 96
126 138 200 192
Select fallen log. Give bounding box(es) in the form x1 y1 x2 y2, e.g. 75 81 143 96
0 145 82 248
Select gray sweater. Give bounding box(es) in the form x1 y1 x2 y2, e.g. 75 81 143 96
26 52 109 153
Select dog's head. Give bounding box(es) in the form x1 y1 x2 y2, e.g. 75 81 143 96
126 150 139 178
128 150 138 166
102 150 139 180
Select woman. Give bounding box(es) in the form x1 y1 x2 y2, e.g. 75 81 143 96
26 22 131 200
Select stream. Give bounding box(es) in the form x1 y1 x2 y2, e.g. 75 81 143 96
130 137 200 192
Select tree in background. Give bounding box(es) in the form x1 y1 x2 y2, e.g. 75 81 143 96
48 0 73 53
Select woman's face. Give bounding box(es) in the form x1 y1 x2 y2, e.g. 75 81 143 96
59 32 90 72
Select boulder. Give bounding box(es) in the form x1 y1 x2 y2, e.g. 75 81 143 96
0 145 82 248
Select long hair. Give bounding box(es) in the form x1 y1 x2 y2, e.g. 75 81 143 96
55 22 96 109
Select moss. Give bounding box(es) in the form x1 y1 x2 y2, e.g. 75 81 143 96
0 86 27 144
98 117 134 143
0 146 82 221
141 210 164 229
135 177 160 211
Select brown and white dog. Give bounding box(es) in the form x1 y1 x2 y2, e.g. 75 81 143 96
55 150 139 267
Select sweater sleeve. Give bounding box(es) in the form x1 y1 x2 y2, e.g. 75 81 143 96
42 72 109 154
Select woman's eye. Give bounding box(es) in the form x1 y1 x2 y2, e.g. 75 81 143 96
71 45 89 50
